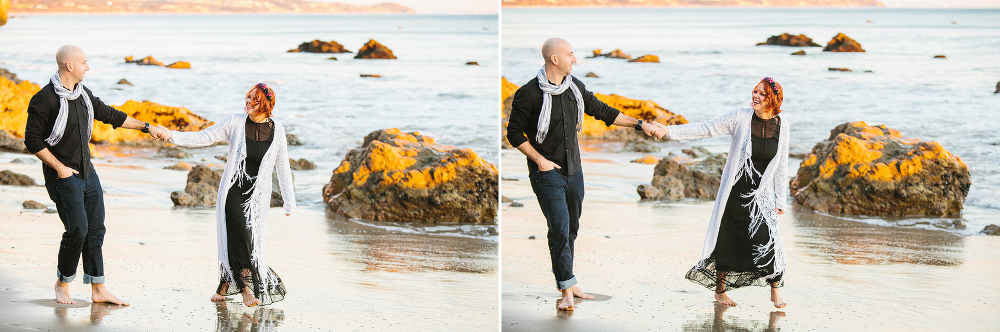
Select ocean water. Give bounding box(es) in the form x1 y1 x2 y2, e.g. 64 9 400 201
0 14 499 227
502 8 1000 234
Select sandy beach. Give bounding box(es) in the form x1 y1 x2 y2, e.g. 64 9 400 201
0 148 498 331
500 142 1000 331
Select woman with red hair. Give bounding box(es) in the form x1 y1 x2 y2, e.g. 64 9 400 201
662 77 790 308
162 83 295 307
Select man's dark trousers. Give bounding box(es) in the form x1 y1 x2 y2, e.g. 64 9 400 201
528 167 585 290
45 172 106 284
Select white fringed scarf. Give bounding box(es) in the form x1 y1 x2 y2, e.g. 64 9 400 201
46 73 93 146
535 66 584 143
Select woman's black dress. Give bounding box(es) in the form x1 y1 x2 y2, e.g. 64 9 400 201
685 112 782 292
216 117 287 305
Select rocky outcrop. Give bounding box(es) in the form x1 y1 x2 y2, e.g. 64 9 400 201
166 62 191 69
164 162 193 171
585 72 599 78
983 224 1000 236
117 79 133 86
501 77 689 143
0 130 27 153
637 152 727 201
629 55 659 63
823 33 865 52
354 39 397 59
791 50 806 56
286 134 303 146
92 100 214 145
995 82 1000 94
133 56 164 66
23 200 46 209
0 0 9 26
0 68 22 84
289 158 316 170
321 128 498 224
757 33 821 47
170 165 221 207
590 49 632 60
789 121 970 216
933 55 946 59
288 40 351 53
1 169 36 186
466 61 479 66
0 76 42 140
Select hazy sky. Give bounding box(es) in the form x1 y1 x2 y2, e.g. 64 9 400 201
324 0 498 14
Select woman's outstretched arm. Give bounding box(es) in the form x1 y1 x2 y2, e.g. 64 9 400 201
166 115 234 147
664 108 741 141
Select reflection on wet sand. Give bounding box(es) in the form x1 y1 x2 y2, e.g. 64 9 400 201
682 304 785 332
46 300 126 327
793 206 965 266
214 301 284 332
324 210 497 274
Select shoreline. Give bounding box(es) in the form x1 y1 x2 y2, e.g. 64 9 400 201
500 143 1000 331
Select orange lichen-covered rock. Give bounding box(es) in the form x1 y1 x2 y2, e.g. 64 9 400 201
631 155 659 164
581 93 687 140
823 33 865 52
790 121 970 216
500 78 688 144
354 39 397 59
166 62 191 69
91 100 214 145
288 39 351 53
134 56 164 66
0 77 42 138
322 128 498 224
590 49 633 60
629 55 659 63
756 33 821 47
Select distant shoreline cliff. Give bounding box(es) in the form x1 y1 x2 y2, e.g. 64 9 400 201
502 0 884 8
8 0 415 14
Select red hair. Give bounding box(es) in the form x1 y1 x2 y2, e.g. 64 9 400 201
758 77 783 118
246 83 276 118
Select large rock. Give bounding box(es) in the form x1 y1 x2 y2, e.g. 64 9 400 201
0 0 8 26
23 200 46 209
289 158 316 170
1 169 36 186
994 81 999 94
629 55 660 63
134 56 164 66
757 33 821 47
322 128 498 224
501 77 687 143
823 33 865 52
354 39 397 59
286 134 303 146
166 62 191 69
92 100 214 145
501 77 520 148
0 68 22 84
288 40 351 53
983 224 1000 236
170 165 221 207
0 76 42 139
0 129 27 153
637 152 727 201
590 49 633 60
789 121 970 216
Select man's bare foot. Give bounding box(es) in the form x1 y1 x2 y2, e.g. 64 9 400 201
211 293 227 301
241 288 260 307
567 285 594 299
714 292 737 306
91 284 129 306
556 289 575 311
55 280 76 304
770 287 786 308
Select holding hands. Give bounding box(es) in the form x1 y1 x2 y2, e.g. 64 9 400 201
642 121 668 140
148 125 173 142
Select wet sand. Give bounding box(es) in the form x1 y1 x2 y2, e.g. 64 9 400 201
500 142 1000 331
0 149 498 331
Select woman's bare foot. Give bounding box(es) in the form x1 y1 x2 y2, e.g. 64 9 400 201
91 284 129 306
210 293 227 301
770 287 786 308
241 288 260 307
714 292 737 306
567 285 594 299
54 281 76 304
556 288 575 311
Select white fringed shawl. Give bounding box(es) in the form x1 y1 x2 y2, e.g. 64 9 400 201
666 107 790 280
169 113 296 292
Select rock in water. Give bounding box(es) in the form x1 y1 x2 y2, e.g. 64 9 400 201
983 224 1000 236
322 128 498 224
791 50 806 56
592 49 632 60
466 61 479 66
632 155 659 164
134 56 164 66
23 200 46 209
585 72 599 78
354 39 397 59
933 55 946 59
994 81 999 94
170 165 221 207
637 153 726 201
823 33 865 52
166 62 191 69
289 158 316 170
0 169 35 186
288 40 351 53
756 33 821 47
629 55 659 63
117 79 133 86
286 134 303 146
789 121 970 216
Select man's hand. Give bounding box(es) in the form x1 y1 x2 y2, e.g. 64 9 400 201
642 122 667 140
536 158 562 172
149 125 172 141
57 166 79 179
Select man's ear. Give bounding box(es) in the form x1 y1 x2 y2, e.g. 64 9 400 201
65 61 74 73
550 55 559 66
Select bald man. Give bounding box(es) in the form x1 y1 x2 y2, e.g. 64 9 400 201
506 38 666 311
24 45 171 306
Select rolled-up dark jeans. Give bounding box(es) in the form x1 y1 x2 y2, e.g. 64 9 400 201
45 172 106 284
528 166 585 290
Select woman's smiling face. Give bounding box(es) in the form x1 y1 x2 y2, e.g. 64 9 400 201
751 83 768 112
